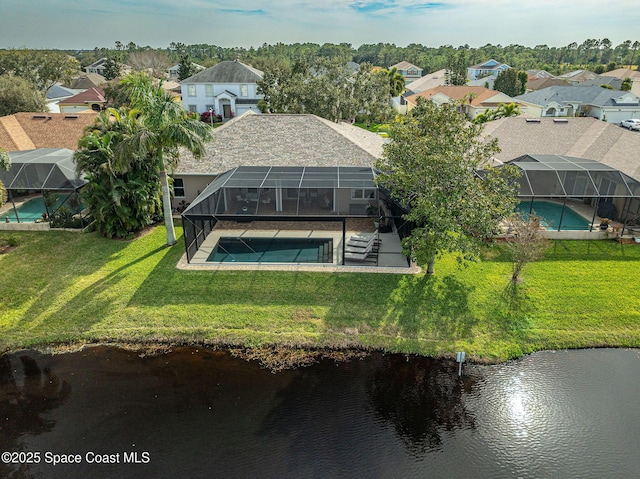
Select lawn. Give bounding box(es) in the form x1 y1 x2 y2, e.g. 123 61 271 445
1 227 639 362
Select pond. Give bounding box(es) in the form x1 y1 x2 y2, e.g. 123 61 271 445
1 347 638 478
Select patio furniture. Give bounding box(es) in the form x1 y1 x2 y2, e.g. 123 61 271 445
345 240 375 261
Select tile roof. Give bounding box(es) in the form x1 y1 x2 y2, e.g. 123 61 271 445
482 116 640 181
0 112 98 151
181 60 263 84
176 112 385 175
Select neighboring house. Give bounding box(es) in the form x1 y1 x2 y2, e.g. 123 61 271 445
174 111 384 208
525 77 569 92
404 69 447 95
84 58 132 77
600 68 640 96
514 86 640 123
404 85 526 120
65 73 108 90
467 59 510 81
58 87 107 113
180 60 264 118
483 116 640 183
167 62 205 81
467 76 495 89
526 69 557 80
46 84 84 113
580 76 623 90
390 61 423 82
558 69 599 85
0 112 97 151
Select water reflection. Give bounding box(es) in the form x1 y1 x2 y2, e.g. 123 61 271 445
0 354 71 479
367 355 477 456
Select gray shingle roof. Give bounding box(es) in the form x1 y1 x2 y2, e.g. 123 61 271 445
177 112 385 175
181 60 263 84
482 116 640 181
515 85 640 107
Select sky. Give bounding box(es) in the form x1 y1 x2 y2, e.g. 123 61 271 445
1 0 639 51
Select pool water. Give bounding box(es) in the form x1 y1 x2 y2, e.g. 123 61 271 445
0 196 82 222
516 200 591 230
208 237 334 263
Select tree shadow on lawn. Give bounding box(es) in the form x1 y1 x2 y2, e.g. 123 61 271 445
13 240 168 338
322 273 479 342
486 281 534 342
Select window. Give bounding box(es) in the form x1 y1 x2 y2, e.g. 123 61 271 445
205 104 214 112
239 84 248 97
187 85 196 97
351 189 376 200
205 84 213 97
188 105 197 113
173 178 185 198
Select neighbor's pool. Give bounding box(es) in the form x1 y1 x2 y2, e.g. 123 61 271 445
516 200 592 230
0 195 82 223
208 237 334 263
0 197 49 222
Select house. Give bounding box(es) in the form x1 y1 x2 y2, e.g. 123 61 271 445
174 111 384 207
180 60 264 118
46 84 84 113
64 73 108 90
482 116 640 182
390 61 423 82
0 112 97 151
85 58 108 76
177 112 411 267
600 68 640 96
514 86 640 123
404 85 526 120
580 76 623 90
404 69 447 95
58 87 107 113
167 62 205 81
557 69 599 85
467 59 510 81
525 77 569 92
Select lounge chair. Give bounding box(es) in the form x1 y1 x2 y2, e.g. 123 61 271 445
345 234 375 253
346 232 376 247
344 238 376 261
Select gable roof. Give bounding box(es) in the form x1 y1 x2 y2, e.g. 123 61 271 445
526 77 569 91
482 116 640 181
177 112 385 175
65 73 108 89
181 60 263 84
405 85 514 107
391 61 421 71
558 69 599 82
0 112 98 151
58 87 106 106
469 59 507 70
515 85 640 107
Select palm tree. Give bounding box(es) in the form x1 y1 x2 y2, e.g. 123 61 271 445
114 73 212 245
387 67 406 97
0 147 10 207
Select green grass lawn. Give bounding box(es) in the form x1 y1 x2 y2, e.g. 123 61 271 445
1 227 639 362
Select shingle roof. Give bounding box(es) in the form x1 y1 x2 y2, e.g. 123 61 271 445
0 112 98 151
526 77 569 91
65 73 107 89
58 87 106 106
404 69 446 94
515 85 640 107
181 60 263 84
558 70 599 82
600 68 640 80
177 112 385 175
391 61 421 71
405 85 513 107
482 116 640 181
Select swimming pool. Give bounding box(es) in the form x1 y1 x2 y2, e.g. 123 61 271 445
208 237 334 263
516 200 592 231
0 195 82 222
0 197 49 222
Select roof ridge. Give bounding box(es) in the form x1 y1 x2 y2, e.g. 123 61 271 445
0 115 36 150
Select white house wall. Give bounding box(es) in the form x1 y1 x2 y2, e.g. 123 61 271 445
181 82 263 115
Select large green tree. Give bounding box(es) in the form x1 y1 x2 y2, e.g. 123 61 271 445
113 72 213 245
75 109 163 239
0 74 47 116
0 49 79 91
445 50 467 86
375 98 521 274
494 69 525 97
385 66 406 96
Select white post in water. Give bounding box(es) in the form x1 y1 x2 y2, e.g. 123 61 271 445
456 351 466 377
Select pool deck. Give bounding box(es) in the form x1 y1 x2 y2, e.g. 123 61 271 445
178 224 420 274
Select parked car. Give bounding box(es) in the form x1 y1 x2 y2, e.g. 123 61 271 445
621 118 640 130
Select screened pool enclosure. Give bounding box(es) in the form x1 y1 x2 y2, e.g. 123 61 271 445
181 166 408 263
0 148 87 224
491 154 640 233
